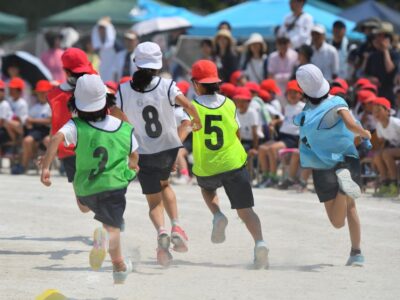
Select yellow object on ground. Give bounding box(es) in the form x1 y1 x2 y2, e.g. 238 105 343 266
35 289 67 300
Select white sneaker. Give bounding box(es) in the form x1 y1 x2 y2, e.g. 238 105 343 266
89 227 109 271
335 168 361 199
211 213 228 244
254 243 269 269
113 258 133 284
171 175 191 185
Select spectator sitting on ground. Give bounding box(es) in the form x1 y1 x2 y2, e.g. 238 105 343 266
214 29 238 83
257 80 305 188
241 33 268 83
268 35 298 102
371 97 400 197
7 78 28 142
0 80 13 148
311 24 339 81
12 80 52 175
278 0 313 49
219 82 236 99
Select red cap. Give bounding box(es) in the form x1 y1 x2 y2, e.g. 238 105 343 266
286 80 302 93
360 83 378 94
230 70 244 85
233 87 252 101
332 78 349 92
105 81 118 94
372 97 391 110
355 78 371 88
245 81 260 93
61 48 96 74
176 80 190 96
356 90 375 103
35 80 53 92
0 80 5 89
330 86 347 96
8 77 25 90
119 76 131 84
191 60 221 84
220 83 236 98
258 89 271 102
260 79 281 95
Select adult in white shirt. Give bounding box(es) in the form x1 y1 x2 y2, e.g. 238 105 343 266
311 25 339 81
331 21 350 80
278 0 313 49
114 30 139 82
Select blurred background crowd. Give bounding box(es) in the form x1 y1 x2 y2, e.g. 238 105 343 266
1 0 400 198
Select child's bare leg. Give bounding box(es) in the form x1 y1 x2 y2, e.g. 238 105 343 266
236 208 263 242
257 144 270 174
373 151 388 181
201 188 221 215
268 142 286 175
146 193 165 231
324 192 348 229
103 224 125 271
382 148 400 181
176 148 189 175
21 136 35 169
288 152 300 179
160 180 178 221
346 197 361 250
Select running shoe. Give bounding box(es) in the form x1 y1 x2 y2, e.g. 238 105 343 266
382 183 398 198
211 213 228 244
157 232 173 267
335 168 361 199
113 258 133 284
89 227 108 271
346 254 364 267
171 175 191 185
373 185 389 197
278 178 296 190
171 226 189 252
254 243 269 269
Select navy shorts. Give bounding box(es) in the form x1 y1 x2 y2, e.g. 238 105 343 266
61 156 76 183
278 132 299 149
24 126 50 142
197 166 254 209
0 128 11 145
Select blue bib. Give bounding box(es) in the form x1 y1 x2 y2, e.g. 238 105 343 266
294 96 359 170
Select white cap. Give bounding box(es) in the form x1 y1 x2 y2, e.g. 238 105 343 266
311 24 326 35
74 74 107 112
296 64 330 98
134 42 162 69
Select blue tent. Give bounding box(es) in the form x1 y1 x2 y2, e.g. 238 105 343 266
340 0 400 33
189 0 362 40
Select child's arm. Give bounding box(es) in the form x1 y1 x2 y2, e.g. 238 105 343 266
175 95 202 131
338 109 371 139
110 106 130 122
40 132 65 186
251 125 259 150
178 120 192 142
128 151 139 172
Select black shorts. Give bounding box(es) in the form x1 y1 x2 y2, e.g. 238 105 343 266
0 128 11 145
138 147 180 194
24 126 50 142
183 134 192 153
196 166 254 209
61 156 76 183
241 140 253 152
78 188 126 229
278 132 299 149
312 156 361 203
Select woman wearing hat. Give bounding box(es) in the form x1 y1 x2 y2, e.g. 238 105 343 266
294 64 371 266
189 59 269 269
214 29 238 83
241 33 268 83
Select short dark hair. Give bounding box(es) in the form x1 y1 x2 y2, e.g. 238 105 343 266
333 20 346 29
217 21 232 31
297 45 313 61
200 39 213 48
304 92 329 105
194 82 220 95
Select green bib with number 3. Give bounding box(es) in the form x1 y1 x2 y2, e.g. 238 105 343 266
73 118 136 197
192 98 247 177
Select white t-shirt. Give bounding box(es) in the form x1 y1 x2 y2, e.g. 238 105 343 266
237 107 264 141
278 12 314 49
174 106 190 125
311 42 339 81
29 102 52 119
8 97 28 124
376 116 400 147
58 115 138 152
280 101 306 135
0 100 13 122
116 76 183 154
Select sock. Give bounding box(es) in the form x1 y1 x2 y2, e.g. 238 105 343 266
171 219 180 227
180 169 189 176
350 248 361 256
213 211 224 220
255 240 268 248
158 226 167 236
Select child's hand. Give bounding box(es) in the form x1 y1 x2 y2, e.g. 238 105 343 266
191 118 202 132
41 168 52 186
128 161 140 173
248 148 258 156
361 129 372 140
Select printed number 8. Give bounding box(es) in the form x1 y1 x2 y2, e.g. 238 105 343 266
143 105 162 138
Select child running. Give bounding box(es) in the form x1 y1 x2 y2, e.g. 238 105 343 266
189 59 269 269
40 74 138 284
294 64 371 266
111 42 202 267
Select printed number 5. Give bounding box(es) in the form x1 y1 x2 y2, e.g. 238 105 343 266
205 115 223 150
88 147 108 181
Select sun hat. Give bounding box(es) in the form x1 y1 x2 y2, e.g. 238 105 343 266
372 22 394 36
296 64 330 99
74 74 107 112
124 30 138 40
8 77 25 90
176 80 190 96
191 60 221 84
62 48 96 74
233 87 252 101
220 82 236 98
260 79 281 95
371 97 391 110
134 42 162 69
244 33 267 52
311 24 326 35
286 80 303 93
35 80 53 93
214 29 235 45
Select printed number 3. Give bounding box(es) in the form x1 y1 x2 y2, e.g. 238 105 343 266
205 115 223 150
143 105 162 138
88 147 108 181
